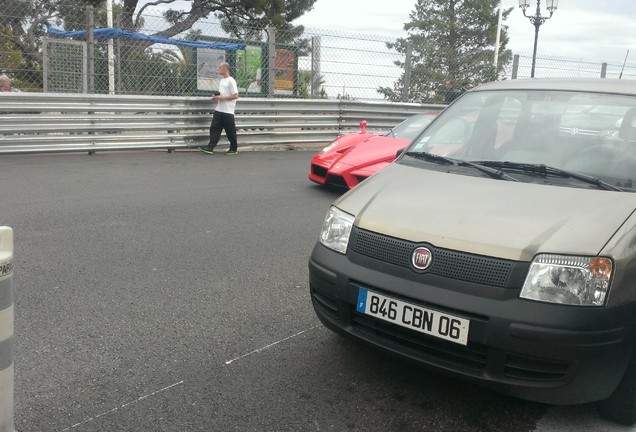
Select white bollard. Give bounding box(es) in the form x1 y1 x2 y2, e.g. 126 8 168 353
0 227 14 432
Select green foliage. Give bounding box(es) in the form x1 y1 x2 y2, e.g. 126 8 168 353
0 0 316 94
217 0 316 55
337 92 355 101
297 69 326 99
379 0 513 103
58 0 109 30
0 27 23 70
0 27 39 91
0 0 111 90
235 47 262 90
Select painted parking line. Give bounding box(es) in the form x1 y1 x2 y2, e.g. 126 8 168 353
60 380 184 431
225 325 321 365
533 405 636 432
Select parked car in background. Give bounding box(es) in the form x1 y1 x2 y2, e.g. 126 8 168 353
310 78 636 425
308 113 437 189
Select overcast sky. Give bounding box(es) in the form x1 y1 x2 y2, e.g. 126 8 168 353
150 1 636 64
293 0 636 65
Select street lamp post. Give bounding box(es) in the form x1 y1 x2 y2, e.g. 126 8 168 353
519 0 559 78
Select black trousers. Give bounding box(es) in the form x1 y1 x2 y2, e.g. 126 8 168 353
209 110 238 151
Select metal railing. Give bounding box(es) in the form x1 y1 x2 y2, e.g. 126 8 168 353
0 93 442 155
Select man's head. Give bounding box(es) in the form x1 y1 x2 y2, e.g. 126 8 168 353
217 62 230 77
0 73 10 90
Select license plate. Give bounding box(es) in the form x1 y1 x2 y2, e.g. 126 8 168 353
356 288 470 346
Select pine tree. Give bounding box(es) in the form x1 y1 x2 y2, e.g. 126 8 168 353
379 0 513 103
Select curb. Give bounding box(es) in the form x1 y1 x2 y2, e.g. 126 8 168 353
187 143 325 153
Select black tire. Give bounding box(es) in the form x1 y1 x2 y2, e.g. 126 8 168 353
597 353 636 425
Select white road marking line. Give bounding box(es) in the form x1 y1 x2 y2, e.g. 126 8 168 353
225 325 321 365
60 380 184 431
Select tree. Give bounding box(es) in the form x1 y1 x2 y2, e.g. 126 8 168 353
124 0 315 49
0 0 104 66
218 0 316 45
378 0 513 103
0 0 316 92
0 0 106 89
0 0 315 70
0 27 24 72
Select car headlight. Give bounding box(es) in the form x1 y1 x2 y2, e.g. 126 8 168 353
520 254 613 306
319 140 340 155
319 206 354 254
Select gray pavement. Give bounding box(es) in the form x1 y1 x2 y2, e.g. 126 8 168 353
0 149 623 431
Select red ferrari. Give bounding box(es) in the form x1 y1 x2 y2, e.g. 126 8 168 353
308 113 437 188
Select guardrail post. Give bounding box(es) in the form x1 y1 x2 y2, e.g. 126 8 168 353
0 227 14 432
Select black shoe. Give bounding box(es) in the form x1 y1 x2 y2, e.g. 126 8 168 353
225 150 238 156
198 146 214 155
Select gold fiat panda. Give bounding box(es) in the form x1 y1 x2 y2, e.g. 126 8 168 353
309 78 636 425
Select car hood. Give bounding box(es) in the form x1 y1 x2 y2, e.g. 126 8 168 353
338 135 410 165
316 135 410 169
335 164 636 261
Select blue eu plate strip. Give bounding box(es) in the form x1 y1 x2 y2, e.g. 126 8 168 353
356 288 368 313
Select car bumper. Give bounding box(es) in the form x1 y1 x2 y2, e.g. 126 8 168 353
309 161 359 188
309 243 636 405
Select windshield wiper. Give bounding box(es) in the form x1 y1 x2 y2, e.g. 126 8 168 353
473 161 621 191
458 161 519 182
404 152 517 181
404 151 456 165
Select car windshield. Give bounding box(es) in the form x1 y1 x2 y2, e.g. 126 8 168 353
386 114 436 141
404 89 636 191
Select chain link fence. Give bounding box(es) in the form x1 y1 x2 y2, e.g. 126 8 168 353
2 3 636 102
512 53 636 80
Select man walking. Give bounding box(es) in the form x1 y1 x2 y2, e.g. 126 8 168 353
199 62 239 155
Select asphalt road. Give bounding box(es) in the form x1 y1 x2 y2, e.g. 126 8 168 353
0 150 630 431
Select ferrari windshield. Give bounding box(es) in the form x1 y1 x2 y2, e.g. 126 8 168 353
405 89 636 190
387 113 437 141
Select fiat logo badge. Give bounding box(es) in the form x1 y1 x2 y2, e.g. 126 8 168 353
412 247 433 271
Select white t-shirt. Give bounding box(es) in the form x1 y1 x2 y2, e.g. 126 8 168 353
216 76 239 115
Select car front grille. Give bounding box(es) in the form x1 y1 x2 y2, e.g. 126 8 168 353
312 164 327 178
352 228 515 287
351 310 489 372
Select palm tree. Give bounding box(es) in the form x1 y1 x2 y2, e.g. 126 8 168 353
298 69 326 99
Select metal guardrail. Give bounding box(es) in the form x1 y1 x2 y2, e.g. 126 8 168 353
0 93 443 154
